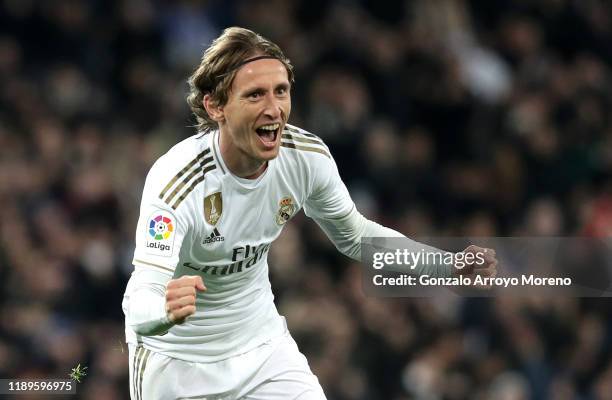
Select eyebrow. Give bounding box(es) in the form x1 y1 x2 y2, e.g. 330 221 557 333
242 87 265 97
242 82 290 96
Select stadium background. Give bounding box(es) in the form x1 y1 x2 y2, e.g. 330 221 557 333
1 0 612 398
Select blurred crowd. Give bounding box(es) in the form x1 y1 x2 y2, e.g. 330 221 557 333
1 0 611 399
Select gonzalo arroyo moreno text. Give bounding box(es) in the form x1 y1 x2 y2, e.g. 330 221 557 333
371 249 572 288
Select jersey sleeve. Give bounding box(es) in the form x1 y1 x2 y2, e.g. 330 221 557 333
303 149 355 220
132 155 192 276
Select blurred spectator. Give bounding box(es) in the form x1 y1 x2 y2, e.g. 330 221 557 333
1 0 611 398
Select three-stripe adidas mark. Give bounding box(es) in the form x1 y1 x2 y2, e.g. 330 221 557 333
132 346 151 400
280 126 331 158
158 148 216 210
203 228 224 244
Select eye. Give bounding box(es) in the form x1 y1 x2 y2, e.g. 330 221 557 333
276 86 289 96
248 91 262 100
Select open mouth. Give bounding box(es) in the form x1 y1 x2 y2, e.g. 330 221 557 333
255 123 280 145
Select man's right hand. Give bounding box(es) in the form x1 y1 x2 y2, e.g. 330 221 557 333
165 275 206 324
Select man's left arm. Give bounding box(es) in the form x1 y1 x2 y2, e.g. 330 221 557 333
303 150 497 280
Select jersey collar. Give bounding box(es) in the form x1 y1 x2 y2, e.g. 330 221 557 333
212 130 274 190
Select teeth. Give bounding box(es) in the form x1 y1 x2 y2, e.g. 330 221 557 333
258 124 280 131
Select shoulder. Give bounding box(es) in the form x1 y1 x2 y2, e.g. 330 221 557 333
143 132 218 210
278 124 341 193
279 124 332 161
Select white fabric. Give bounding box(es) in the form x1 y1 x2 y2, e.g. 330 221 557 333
128 329 326 400
124 269 173 336
123 125 352 363
313 207 454 277
122 124 452 365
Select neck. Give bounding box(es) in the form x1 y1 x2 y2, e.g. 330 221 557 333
219 130 267 179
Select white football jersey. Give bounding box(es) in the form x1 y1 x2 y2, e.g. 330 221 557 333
123 124 354 362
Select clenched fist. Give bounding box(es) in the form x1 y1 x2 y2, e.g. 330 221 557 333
455 245 498 289
165 275 206 324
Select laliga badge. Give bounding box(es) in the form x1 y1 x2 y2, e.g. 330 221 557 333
145 210 176 257
275 196 295 225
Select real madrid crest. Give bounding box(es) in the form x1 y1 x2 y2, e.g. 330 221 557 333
275 196 295 225
204 192 222 225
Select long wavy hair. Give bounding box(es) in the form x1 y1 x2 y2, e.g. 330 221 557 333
186 27 294 133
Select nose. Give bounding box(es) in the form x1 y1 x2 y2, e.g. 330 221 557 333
262 93 282 119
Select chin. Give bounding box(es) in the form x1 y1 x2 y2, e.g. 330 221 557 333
253 139 281 161
259 146 280 161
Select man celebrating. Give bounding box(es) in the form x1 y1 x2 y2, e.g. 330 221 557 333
122 27 497 399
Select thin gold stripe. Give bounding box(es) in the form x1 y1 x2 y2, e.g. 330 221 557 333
138 349 151 400
136 348 144 400
163 156 214 204
171 174 204 209
159 149 210 199
281 133 324 146
131 347 139 399
171 165 216 209
284 126 320 139
133 259 174 273
281 142 331 158
133 347 144 400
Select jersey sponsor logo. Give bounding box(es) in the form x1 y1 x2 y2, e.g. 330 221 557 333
203 228 224 244
145 211 176 256
275 196 296 225
182 242 271 275
204 192 222 225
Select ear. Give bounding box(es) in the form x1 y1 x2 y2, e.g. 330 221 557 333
203 94 224 123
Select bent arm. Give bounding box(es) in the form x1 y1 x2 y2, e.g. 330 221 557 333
312 207 453 278
124 269 174 336
302 135 452 278
125 153 195 336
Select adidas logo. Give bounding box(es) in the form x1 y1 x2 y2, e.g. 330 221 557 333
203 228 225 244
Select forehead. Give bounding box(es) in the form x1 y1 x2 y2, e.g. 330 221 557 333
231 58 289 91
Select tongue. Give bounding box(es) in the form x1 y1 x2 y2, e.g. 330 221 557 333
259 130 275 142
